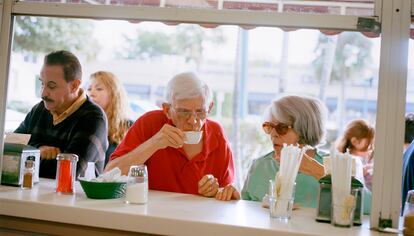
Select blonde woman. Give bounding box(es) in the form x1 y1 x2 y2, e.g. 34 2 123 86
87 71 133 166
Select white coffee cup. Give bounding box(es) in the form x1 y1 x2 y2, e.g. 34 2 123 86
184 131 203 144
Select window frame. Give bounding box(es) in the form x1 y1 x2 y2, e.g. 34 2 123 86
0 0 411 230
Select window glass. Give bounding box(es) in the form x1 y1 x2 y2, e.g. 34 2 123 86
6 16 382 187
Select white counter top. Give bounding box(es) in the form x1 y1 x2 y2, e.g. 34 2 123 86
0 179 385 236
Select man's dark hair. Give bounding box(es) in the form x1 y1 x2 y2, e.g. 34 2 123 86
405 113 414 144
44 50 82 82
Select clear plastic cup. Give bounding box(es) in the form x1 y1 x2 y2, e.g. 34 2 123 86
268 180 296 220
404 190 414 217
331 188 359 227
403 190 414 233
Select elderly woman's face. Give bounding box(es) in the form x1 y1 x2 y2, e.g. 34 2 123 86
263 120 299 155
169 96 208 132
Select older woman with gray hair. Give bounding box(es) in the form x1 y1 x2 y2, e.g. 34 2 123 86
241 95 327 208
106 72 239 201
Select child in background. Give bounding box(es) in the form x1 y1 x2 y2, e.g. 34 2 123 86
336 119 375 191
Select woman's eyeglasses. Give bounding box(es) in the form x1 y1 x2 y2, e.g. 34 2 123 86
262 121 292 135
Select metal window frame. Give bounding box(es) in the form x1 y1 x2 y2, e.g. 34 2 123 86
0 1 2 31
370 0 411 229
412 0 414 16
40 0 376 12
0 0 2 184
374 0 382 21
0 0 13 184
12 2 372 31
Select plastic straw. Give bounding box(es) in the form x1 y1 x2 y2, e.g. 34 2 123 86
330 149 355 225
273 144 309 216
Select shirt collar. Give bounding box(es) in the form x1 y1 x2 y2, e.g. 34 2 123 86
51 88 87 125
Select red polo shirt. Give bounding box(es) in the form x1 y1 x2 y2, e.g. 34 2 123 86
110 110 235 194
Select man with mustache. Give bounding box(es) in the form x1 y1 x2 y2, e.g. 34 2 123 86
15 50 108 179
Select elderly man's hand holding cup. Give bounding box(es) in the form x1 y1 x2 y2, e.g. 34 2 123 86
151 124 185 149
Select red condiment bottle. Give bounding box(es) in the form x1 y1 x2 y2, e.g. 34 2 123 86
55 153 78 194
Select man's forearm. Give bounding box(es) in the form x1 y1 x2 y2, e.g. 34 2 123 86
312 165 325 181
105 138 161 175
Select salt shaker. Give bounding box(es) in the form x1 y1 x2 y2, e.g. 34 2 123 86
125 165 148 204
55 153 78 194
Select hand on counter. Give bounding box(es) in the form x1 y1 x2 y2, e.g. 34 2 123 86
39 145 61 160
215 184 240 201
198 174 219 197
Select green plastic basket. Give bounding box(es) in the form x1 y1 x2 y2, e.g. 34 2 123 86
79 179 127 199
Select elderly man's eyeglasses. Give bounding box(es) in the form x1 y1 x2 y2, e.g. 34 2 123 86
262 122 292 135
172 107 208 120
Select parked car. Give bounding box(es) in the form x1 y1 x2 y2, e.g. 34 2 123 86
128 100 160 120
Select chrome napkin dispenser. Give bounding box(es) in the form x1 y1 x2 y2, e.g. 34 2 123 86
315 175 364 225
1 143 40 186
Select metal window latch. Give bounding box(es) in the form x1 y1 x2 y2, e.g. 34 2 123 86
357 17 381 33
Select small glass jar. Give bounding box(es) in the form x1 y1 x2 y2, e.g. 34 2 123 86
331 188 359 228
404 190 414 216
269 180 296 220
21 159 35 189
55 153 78 194
125 165 148 204
404 190 414 235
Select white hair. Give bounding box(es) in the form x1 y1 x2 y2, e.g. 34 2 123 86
263 95 327 146
165 72 212 108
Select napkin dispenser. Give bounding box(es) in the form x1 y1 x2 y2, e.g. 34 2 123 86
1 143 40 186
315 175 364 225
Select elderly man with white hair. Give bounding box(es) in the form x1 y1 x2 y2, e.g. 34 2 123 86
106 72 239 201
